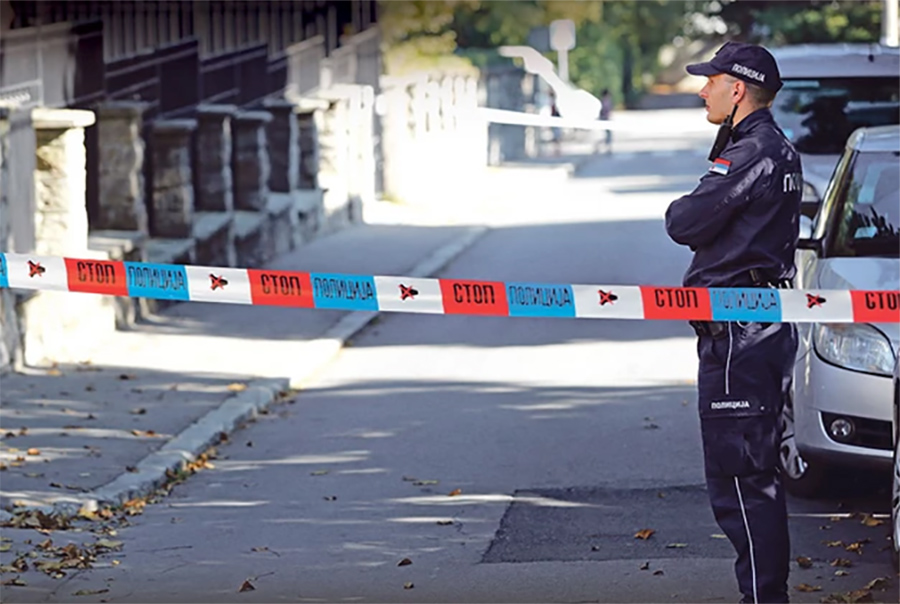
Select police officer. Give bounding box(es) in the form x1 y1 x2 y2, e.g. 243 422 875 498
665 42 802 604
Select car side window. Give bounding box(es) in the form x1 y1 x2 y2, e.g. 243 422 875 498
812 148 855 240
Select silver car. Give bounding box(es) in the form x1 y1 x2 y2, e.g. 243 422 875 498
779 125 900 498
769 44 900 219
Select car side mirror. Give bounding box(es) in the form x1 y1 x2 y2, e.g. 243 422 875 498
797 215 819 251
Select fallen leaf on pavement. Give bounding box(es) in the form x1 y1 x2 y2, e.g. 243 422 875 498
94 539 123 551
73 588 109 596
447 488 462 497
18 428 27 436
238 580 255 592
825 540 843 547
710 533 727 539
310 470 329 476
0 544 11 552
639 561 650 570
47 369 62 376
666 543 687 549
821 589 875 603
436 520 453 526
397 558 412 567
844 542 864 555
130 408 146 415
26 449 40 456
834 570 849 577
414 480 439 486
794 583 821 592
251 547 269 553
323 496 337 501
130 429 158 438
2 577 26 586
653 569 664 576
796 556 813 568
864 578 889 591
118 374 136 380
634 529 655 540
830 558 853 567
403 582 414 589
859 514 883 527
227 383 247 392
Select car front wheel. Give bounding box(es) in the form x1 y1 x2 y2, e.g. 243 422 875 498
779 397 829 498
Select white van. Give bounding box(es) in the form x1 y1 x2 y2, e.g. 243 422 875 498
769 44 900 217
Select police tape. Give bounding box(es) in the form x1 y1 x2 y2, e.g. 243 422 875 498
1 253 897 324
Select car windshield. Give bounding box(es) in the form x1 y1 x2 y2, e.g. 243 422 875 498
830 150 900 258
771 78 900 155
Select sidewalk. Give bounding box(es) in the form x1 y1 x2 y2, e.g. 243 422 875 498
0 201 489 519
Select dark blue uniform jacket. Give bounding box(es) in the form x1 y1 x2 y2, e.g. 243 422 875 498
665 108 802 288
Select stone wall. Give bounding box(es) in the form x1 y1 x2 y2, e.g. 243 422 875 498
22 108 115 367
0 109 16 372
93 102 148 232
380 71 486 206
149 120 196 238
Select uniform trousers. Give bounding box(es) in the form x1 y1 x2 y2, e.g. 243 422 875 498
695 321 797 604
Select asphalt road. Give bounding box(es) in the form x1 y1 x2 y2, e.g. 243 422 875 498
9 110 895 603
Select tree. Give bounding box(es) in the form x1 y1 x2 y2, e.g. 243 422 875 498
711 0 883 45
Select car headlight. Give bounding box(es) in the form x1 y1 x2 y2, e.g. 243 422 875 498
814 323 896 376
802 181 819 203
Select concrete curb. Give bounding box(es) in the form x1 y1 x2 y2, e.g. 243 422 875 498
13 225 489 519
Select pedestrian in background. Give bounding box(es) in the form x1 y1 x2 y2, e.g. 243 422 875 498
599 88 613 153
664 41 803 604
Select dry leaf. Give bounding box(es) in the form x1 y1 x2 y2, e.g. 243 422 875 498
835 570 850 576
825 540 843 547
794 583 821 592
403 582 414 589
830 558 853 567
2 577 26 586
323 496 337 501
796 556 813 568
118 374 136 380
639 561 650 570
634 529 655 540
0 544 11 552
710 533 727 539
397 558 412 567
665 543 687 549
251 546 269 553
73 588 109 596
130 408 146 415
227 383 247 392
653 569 664 576
310 470 329 476
844 542 864 555
447 488 462 497
864 577 889 591
238 580 255 592
859 514 884 527
94 539 123 550
26 448 40 456
414 480 439 486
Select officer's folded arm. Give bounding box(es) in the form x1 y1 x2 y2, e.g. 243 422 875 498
665 148 773 249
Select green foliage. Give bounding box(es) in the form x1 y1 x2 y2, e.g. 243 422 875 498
378 0 887 103
713 0 883 45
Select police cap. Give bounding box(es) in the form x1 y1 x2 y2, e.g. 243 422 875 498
686 41 783 93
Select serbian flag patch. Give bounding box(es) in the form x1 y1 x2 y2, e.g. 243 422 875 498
710 158 731 175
